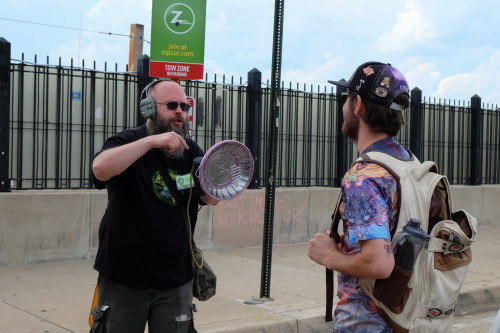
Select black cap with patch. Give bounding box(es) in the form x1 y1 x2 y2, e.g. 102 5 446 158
328 61 410 111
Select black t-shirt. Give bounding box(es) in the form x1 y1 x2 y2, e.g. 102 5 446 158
93 125 205 289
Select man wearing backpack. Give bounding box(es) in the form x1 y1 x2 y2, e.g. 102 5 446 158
308 61 411 332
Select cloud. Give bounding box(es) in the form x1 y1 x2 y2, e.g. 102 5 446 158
206 5 273 74
203 59 238 81
50 39 84 65
376 1 435 53
280 56 346 88
69 0 152 68
435 51 500 103
403 60 441 96
50 38 123 70
85 0 151 31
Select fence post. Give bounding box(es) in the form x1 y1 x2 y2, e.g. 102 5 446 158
136 54 152 127
334 81 347 187
246 68 262 189
410 87 423 159
470 94 482 185
0 38 11 192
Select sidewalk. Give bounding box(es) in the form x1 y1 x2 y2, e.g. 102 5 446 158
1 225 500 333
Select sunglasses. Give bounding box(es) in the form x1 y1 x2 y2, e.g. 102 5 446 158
340 92 348 104
156 101 191 112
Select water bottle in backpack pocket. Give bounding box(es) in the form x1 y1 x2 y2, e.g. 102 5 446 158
373 218 430 313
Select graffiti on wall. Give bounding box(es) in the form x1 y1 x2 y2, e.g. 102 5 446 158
213 191 310 246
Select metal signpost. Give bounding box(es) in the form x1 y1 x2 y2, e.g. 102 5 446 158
0 38 10 192
260 0 285 299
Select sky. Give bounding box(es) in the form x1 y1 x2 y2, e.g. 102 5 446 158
1 0 500 105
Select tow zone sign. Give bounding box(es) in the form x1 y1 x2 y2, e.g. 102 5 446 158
150 1 207 80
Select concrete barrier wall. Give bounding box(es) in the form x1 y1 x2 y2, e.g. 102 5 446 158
0 185 498 266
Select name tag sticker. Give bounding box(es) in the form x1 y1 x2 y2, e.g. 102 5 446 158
175 174 194 190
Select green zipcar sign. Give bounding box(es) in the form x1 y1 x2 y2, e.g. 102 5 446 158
150 0 207 80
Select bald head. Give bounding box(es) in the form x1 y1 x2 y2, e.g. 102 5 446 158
148 81 186 101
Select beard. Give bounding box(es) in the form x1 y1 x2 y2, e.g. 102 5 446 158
342 107 359 142
150 116 189 160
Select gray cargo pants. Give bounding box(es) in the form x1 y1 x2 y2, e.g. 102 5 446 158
90 274 196 333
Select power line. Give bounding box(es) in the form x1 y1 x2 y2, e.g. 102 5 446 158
0 17 150 43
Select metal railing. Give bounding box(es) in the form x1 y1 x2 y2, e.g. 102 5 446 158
8 58 138 189
3 57 499 190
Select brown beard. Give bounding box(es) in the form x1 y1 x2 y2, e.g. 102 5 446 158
342 104 359 142
150 116 189 159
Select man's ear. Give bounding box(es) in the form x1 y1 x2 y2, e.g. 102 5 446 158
353 95 365 117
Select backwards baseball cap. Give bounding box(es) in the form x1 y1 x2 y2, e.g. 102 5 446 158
328 61 410 111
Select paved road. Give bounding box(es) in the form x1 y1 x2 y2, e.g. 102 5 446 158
453 309 498 333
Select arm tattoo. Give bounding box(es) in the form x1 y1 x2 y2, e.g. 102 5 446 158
384 239 392 257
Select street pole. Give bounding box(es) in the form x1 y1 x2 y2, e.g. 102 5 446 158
260 0 284 299
0 38 11 192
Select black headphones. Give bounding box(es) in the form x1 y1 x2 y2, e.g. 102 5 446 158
139 79 170 119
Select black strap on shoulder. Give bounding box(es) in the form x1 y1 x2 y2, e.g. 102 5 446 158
325 194 342 322
329 194 343 243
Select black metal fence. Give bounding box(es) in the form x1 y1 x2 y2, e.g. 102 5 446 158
1 44 499 191
6 56 138 189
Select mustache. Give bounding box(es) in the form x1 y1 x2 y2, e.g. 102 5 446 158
171 116 185 122
169 115 187 126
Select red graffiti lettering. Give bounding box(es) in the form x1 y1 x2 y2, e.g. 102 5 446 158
250 207 264 224
282 206 308 224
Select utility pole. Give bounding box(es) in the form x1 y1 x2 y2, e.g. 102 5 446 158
129 24 144 73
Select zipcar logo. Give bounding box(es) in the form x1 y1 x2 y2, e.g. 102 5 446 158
164 3 195 34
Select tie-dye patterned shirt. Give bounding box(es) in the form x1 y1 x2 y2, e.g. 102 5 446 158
334 137 411 333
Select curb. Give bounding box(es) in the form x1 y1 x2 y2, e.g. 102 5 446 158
199 286 500 333
456 284 500 317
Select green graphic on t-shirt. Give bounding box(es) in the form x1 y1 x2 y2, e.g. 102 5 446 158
152 170 180 206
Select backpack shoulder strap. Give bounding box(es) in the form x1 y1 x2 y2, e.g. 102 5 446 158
325 193 342 322
359 151 439 183
329 194 343 243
